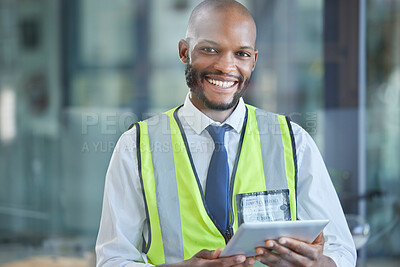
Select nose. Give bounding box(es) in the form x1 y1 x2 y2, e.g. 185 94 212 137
214 53 236 74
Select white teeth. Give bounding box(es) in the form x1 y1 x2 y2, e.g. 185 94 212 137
207 78 235 88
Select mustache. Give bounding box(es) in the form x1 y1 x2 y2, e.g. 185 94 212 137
199 70 244 83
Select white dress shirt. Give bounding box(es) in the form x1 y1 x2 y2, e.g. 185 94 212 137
95 94 357 267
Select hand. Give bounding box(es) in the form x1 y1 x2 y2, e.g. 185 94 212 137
255 233 336 267
165 248 256 267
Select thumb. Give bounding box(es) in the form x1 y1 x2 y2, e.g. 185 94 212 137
212 248 222 258
312 232 325 245
195 248 221 259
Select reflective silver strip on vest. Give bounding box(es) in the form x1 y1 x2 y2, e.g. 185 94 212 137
146 113 185 263
255 109 289 190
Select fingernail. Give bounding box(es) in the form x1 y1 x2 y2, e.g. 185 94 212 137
266 241 274 248
236 255 246 263
279 238 287 245
256 249 264 255
248 258 256 265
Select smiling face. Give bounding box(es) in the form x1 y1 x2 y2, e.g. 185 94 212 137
179 3 258 113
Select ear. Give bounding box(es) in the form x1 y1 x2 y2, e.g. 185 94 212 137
178 39 189 63
252 49 258 71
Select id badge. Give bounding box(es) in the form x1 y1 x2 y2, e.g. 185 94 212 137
236 190 291 226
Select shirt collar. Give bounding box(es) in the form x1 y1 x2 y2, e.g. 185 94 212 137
180 93 246 135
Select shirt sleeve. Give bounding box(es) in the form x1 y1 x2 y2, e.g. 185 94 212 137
292 122 357 267
95 128 155 267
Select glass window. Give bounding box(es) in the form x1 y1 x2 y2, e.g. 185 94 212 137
365 0 400 259
1 0 400 265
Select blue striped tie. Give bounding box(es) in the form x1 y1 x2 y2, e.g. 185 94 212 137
205 125 230 230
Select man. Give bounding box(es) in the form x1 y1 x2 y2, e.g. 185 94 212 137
96 1 356 266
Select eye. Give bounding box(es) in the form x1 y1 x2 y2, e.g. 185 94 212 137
236 51 251 57
201 47 217 53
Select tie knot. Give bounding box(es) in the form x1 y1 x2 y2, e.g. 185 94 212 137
206 125 230 145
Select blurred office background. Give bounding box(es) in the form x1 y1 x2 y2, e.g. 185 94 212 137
0 0 399 266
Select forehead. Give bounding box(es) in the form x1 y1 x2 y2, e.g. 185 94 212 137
189 9 256 48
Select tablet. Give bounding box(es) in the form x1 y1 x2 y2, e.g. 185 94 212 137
220 220 329 257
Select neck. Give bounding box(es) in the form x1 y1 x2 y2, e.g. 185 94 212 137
189 93 236 123
202 108 234 123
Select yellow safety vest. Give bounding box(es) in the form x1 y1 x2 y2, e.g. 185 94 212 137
133 104 297 265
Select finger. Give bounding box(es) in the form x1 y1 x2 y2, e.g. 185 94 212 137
278 237 323 260
231 260 255 267
266 239 312 266
230 257 256 267
255 247 293 267
192 250 246 267
231 262 253 267
215 255 247 266
246 257 257 266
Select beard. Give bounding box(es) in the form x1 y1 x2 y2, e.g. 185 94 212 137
185 63 250 111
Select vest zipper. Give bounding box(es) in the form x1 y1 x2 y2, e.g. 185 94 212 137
224 182 234 244
224 227 233 244
224 172 236 244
